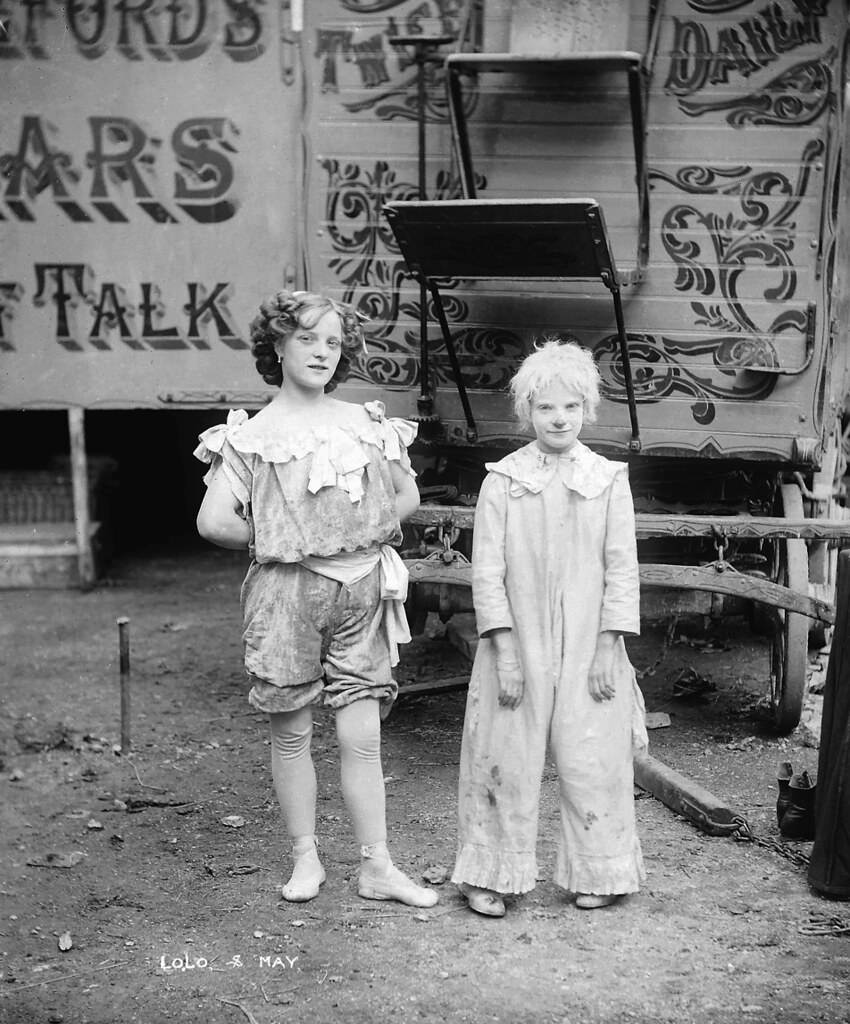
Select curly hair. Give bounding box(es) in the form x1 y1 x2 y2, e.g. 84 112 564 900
510 337 601 428
249 290 366 392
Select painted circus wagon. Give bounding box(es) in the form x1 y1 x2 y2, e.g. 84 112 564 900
296 0 850 733
3 0 849 731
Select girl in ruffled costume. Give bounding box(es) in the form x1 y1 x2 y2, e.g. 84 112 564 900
195 290 437 909
453 340 647 917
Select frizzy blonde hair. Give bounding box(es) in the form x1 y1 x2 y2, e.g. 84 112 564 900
509 338 601 428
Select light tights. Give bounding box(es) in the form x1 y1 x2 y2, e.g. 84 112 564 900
269 706 317 839
268 700 437 908
268 699 385 845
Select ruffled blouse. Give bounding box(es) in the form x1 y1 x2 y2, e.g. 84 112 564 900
194 401 417 564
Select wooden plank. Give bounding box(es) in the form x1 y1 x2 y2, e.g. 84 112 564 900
68 407 95 589
0 522 101 553
404 550 834 620
435 124 826 174
0 541 78 557
634 515 850 541
323 232 820 274
639 563 833 623
0 552 80 589
481 0 651 53
0 523 101 589
405 559 473 586
397 674 470 697
409 507 850 542
634 752 742 837
408 509 475 527
0 523 95 544
317 256 818 321
320 283 812 335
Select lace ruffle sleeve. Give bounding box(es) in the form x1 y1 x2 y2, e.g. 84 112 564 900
364 401 418 476
193 409 249 464
193 409 253 513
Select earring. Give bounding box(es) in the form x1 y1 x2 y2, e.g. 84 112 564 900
277 353 283 364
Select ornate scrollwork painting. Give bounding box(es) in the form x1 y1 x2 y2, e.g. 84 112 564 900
594 332 778 425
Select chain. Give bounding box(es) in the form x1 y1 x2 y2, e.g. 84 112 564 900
729 820 850 936
722 820 850 936
731 819 812 870
635 615 678 680
798 914 850 936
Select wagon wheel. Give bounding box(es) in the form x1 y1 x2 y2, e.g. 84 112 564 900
767 483 809 734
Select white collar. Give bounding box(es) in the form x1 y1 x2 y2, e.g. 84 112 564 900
485 440 624 499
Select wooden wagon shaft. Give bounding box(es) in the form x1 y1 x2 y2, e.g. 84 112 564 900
634 515 850 542
639 564 833 624
410 506 850 541
404 559 834 624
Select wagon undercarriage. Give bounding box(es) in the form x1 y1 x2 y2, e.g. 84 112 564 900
403 461 850 735
383 0 850 737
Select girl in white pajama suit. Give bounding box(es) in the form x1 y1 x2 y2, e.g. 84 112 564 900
452 340 648 916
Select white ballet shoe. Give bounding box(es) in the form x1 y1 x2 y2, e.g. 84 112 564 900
357 843 438 908
281 837 326 903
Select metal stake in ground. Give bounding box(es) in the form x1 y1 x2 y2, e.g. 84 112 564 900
117 616 131 754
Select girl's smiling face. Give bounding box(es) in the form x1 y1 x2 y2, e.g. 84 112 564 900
276 309 343 393
530 380 585 454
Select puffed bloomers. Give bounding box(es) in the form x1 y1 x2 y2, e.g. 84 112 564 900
242 561 397 714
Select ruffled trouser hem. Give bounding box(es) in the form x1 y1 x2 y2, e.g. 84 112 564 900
451 840 646 897
451 843 538 895
554 840 646 896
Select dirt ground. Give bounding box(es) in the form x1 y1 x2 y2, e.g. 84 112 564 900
1 544 849 1024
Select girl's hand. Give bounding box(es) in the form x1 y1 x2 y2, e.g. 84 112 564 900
483 627 523 709
588 632 618 702
496 659 524 709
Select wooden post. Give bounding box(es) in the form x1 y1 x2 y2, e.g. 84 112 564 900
67 407 95 589
633 751 741 836
117 617 131 754
290 0 303 31
808 549 850 898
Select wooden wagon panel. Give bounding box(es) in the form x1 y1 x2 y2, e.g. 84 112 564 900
301 0 846 463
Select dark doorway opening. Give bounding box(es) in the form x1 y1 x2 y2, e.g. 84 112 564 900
0 408 226 557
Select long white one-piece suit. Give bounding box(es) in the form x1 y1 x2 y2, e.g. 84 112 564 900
452 440 647 896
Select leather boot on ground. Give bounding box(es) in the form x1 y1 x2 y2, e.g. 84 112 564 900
776 760 794 827
780 770 816 840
